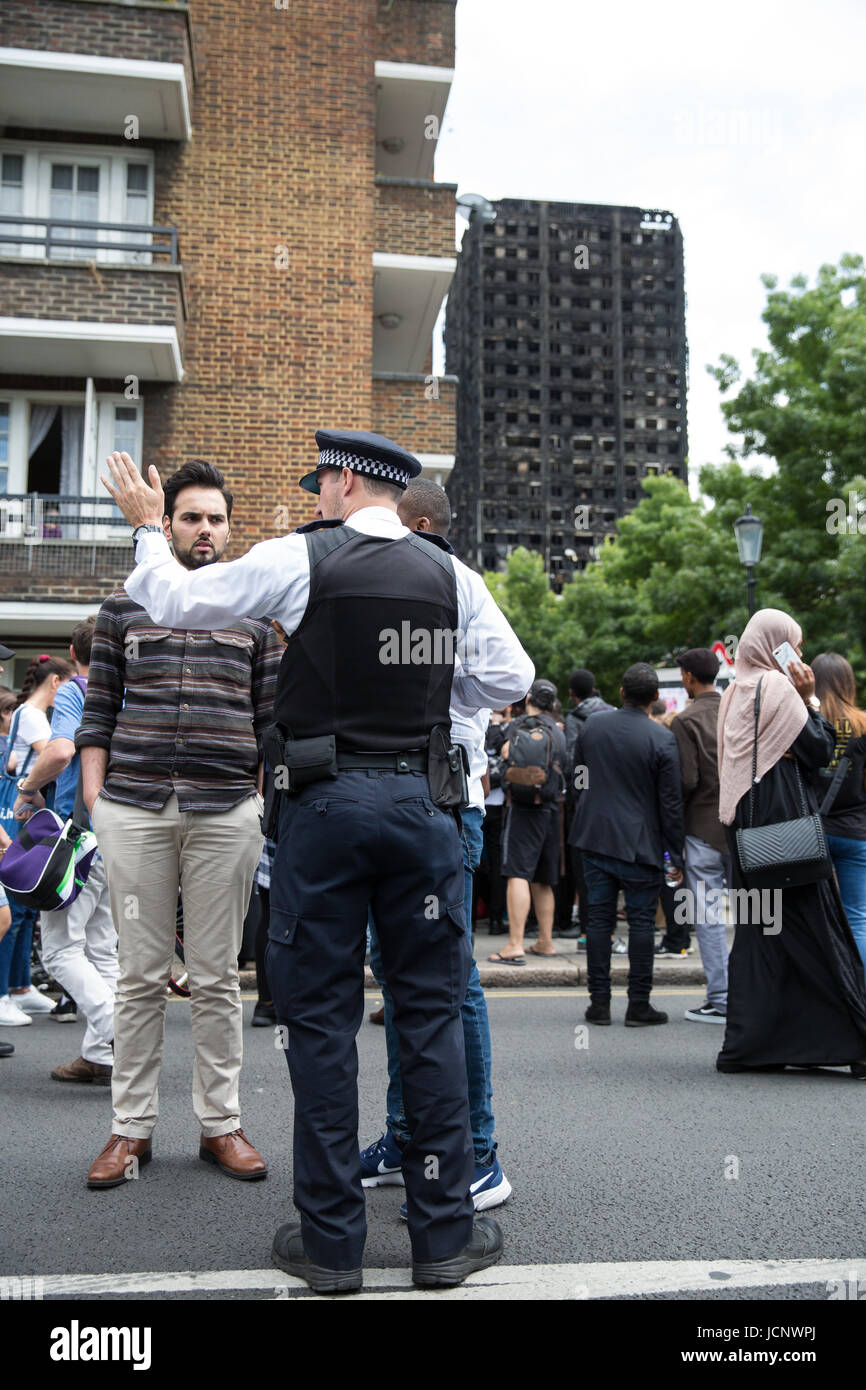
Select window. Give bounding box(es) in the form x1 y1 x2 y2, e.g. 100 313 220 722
113 406 140 457
0 142 154 263
0 154 24 254
50 161 100 258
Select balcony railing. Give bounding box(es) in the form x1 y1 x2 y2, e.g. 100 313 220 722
0 216 180 265
0 493 127 545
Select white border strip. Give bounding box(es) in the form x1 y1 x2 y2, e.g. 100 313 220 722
20 1257 865 1301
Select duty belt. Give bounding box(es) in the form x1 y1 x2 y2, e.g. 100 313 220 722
336 750 428 773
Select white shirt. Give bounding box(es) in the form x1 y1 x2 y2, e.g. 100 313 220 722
449 705 490 810
7 704 51 774
126 506 535 715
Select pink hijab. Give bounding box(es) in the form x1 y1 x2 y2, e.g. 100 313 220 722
717 608 809 825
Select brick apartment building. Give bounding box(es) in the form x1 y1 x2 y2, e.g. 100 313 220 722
0 0 458 681
445 197 688 585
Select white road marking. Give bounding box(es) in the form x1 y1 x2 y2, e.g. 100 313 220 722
27 1257 864 1301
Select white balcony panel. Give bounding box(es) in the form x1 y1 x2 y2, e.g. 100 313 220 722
417 453 455 483
0 49 191 141
375 61 453 179
373 252 455 374
0 318 183 382
0 602 101 639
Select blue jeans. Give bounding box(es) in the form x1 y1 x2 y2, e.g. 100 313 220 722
827 833 866 977
369 805 495 1163
0 898 36 995
582 850 661 1003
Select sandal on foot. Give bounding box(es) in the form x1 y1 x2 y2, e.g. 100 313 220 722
527 944 557 957
487 951 525 966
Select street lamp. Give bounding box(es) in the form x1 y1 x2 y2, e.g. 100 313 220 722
733 503 764 618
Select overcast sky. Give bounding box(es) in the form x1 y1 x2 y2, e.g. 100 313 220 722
434 0 865 492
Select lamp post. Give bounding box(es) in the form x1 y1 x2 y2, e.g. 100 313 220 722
733 503 764 618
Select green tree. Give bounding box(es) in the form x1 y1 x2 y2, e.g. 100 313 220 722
705 253 866 679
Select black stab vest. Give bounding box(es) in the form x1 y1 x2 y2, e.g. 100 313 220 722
273 524 459 752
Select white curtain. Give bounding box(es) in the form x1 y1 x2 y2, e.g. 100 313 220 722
59 406 84 497
60 406 85 538
28 404 57 459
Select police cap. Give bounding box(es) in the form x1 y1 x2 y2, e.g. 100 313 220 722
298 429 422 495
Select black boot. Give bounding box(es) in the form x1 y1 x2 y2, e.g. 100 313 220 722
584 1000 611 1025
412 1216 504 1288
625 1001 668 1027
271 1222 362 1294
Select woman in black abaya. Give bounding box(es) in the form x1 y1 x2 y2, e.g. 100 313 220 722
716 609 866 1075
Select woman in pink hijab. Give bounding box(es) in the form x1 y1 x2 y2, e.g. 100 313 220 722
716 608 866 1076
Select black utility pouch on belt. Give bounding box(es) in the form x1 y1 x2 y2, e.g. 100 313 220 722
427 724 469 810
261 724 338 834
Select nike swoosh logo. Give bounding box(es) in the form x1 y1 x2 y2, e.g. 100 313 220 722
378 1159 400 1173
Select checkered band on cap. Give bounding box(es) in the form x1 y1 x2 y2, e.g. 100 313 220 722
317 447 410 489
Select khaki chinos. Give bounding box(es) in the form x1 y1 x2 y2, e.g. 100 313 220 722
92 790 263 1139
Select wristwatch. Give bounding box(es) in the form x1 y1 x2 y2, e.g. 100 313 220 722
132 523 163 543
808 695 821 711
17 777 37 798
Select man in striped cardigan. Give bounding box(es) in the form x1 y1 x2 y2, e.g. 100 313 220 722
77 460 282 1189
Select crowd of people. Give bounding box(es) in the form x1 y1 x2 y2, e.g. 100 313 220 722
470 614 866 1065
2 440 866 1293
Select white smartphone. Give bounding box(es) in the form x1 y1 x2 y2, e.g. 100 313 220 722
772 640 799 679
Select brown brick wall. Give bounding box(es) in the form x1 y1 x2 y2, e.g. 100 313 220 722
1 0 457 564
0 543 131 603
0 0 194 99
375 0 456 66
143 0 386 546
375 181 456 258
0 263 185 349
372 374 455 456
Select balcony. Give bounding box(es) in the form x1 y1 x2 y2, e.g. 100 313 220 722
0 215 185 380
372 371 456 475
0 0 194 141
0 493 133 607
375 61 453 180
373 252 455 373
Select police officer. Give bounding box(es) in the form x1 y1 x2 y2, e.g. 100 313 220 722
102 432 534 1294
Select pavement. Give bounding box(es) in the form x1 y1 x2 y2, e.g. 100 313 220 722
239 923 717 990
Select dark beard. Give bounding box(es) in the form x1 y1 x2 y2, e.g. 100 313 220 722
175 542 221 570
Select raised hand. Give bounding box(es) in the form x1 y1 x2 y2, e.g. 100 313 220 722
100 452 165 529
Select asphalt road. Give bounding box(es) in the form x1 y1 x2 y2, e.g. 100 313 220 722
3 987 864 1302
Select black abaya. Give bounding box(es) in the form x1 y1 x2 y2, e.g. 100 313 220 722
718 708 866 1069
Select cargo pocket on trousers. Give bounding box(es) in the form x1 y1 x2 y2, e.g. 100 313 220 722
268 907 298 947
443 900 471 1011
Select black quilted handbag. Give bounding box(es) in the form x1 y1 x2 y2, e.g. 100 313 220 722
734 676 841 890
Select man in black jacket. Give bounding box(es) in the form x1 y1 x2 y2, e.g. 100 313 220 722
568 663 684 1026
559 670 614 939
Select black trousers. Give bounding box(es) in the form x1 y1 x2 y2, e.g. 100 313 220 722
480 803 506 921
266 769 473 1270
255 886 271 1003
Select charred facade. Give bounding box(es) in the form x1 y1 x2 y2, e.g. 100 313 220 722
445 198 688 582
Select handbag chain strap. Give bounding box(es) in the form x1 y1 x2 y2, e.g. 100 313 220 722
749 674 828 825
747 677 762 829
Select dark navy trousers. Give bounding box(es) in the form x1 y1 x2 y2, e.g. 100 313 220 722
265 769 473 1269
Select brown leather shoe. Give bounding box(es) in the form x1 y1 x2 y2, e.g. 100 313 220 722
199 1128 267 1180
87 1134 152 1189
369 1004 385 1026
51 1055 112 1086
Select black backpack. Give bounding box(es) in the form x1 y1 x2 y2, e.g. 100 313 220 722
505 715 561 806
